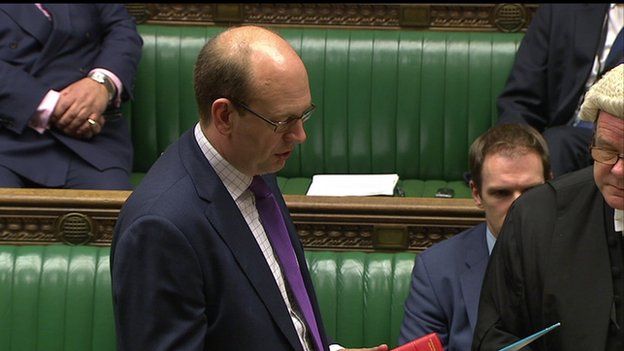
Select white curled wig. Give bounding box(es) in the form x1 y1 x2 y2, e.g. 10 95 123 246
579 63 624 122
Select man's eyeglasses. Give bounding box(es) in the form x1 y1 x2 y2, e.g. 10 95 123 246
590 146 624 165
230 99 316 133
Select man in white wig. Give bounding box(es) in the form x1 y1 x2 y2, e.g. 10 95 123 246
473 63 624 351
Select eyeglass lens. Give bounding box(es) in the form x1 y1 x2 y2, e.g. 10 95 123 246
591 147 623 165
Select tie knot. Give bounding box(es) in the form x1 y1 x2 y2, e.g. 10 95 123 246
249 175 271 198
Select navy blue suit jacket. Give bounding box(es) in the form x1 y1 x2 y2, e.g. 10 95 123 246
497 4 609 130
111 128 329 350
0 4 142 186
399 223 489 351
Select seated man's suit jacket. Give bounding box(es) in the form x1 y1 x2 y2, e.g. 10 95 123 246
0 4 142 186
399 222 489 351
111 128 329 350
497 3 610 130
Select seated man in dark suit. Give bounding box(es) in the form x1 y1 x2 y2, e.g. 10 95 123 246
498 4 623 177
398 124 551 350
0 4 142 189
111 25 386 351
474 63 624 350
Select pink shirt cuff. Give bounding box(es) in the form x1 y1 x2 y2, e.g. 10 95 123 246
89 68 123 107
29 89 60 134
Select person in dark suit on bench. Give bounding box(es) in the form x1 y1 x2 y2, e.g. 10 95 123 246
399 123 551 350
498 4 623 177
0 4 142 189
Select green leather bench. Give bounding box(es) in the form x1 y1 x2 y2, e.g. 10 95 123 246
0 245 415 350
123 25 523 198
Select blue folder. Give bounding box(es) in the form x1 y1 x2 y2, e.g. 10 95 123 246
499 322 561 351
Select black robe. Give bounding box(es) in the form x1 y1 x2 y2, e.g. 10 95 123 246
472 166 624 350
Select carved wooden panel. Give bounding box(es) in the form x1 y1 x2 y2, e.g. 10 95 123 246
124 3 538 32
0 189 483 252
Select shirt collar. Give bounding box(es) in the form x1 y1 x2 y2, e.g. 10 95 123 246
486 225 497 255
615 209 623 233
194 123 252 201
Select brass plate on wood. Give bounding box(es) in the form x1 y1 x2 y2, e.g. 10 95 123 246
56 212 95 245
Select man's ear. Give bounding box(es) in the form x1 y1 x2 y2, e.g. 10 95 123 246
211 98 234 134
470 180 483 209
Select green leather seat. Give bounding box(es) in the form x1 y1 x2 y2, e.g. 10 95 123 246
0 245 415 349
124 25 523 198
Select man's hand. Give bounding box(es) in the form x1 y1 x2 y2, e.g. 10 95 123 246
52 77 109 139
344 345 389 351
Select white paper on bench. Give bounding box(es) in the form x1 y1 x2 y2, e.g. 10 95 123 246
306 174 399 196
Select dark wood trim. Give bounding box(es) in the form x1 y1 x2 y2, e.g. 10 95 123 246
124 3 538 33
0 189 483 252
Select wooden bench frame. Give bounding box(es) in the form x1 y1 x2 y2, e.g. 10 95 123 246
0 188 483 252
125 3 537 33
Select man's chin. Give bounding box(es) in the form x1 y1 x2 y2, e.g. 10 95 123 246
261 160 287 175
605 194 624 211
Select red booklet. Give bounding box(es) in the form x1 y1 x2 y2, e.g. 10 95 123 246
391 333 443 351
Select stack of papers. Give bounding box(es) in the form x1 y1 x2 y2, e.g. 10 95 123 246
306 174 399 196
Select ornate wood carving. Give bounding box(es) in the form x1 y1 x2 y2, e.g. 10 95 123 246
0 189 483 252
125 3 538 32
0 189 126 247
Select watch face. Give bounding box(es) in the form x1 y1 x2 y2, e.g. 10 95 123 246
89 72 115 100
93 74 106 83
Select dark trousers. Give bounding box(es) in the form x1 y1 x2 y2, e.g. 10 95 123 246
0 160 132 190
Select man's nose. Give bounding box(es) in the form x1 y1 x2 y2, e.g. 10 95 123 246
611 155 624 174
284 119 307 144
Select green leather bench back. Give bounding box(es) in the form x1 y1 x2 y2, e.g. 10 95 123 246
123 25 523 197
0 245 416 350
0 246 114 351
307 251 416 348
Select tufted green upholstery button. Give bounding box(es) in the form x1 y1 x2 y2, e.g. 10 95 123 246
9 42 17 49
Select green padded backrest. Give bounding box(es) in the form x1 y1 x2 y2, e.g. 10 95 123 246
279 30 523 181
123 25 222 175
306 251 416 349
0 245 114 351
125 25 523 182
0 245 416 350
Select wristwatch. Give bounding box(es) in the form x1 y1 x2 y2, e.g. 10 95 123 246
88 71 116 102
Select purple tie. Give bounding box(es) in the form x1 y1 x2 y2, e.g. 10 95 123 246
249 176 323 351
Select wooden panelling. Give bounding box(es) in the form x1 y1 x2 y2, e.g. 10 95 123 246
124 3 538 32
0 188 483 252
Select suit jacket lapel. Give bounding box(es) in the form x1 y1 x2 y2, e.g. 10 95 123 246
460 222 489 331
31 3 71 74
566 4 610 113
179 131 303 351
0 4 52 45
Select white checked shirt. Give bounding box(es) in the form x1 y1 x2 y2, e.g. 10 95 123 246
194 124 314 351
